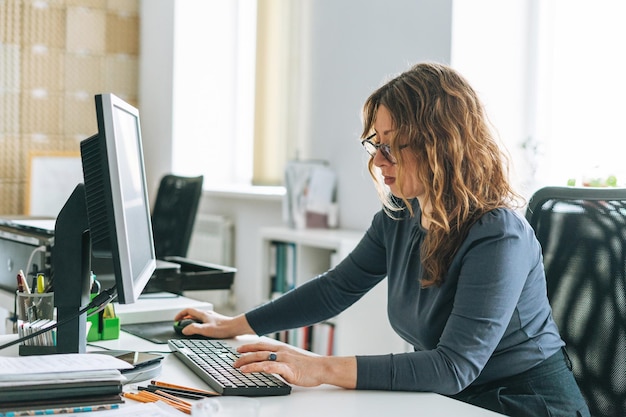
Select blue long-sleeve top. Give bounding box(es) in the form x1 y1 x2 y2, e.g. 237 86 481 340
246 200 563 395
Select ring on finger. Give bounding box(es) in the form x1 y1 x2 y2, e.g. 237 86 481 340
268 352 277 361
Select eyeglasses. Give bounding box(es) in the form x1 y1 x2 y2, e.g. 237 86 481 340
361 133 409 164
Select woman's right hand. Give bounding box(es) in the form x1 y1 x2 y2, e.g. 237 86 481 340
173 308 255 339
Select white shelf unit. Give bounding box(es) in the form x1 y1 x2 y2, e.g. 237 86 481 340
259 226 408 356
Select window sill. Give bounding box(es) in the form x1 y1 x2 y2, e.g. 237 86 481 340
203 184 285 202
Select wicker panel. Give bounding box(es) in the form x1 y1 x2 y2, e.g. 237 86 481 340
64 53 105 93
0 44 21 93
0 92 20 135
0 180 24 214
0 136 22 180
0 45 20 135
20 91 64 135
106 12 138 55
66 7 106 54
0 0 22 44
65 0 106 8
107 0 138 14
105 54 137 98
21 47 64 91
21 134 73 158
0 0 139 215
22 0 66 49
64 93 97 138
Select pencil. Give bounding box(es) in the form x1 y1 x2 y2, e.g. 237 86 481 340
141 385 207 400
150 380 220 396
123 391 192 414
0 403 119 416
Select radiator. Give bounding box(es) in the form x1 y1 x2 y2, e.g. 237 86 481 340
187 214 234 266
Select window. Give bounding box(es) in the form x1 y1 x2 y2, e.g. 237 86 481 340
452 0 626 195
171 0 256 187
171 0 304 189
533 0 626 187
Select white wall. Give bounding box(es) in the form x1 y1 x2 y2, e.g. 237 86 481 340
139 0 453 313
139 1 176 196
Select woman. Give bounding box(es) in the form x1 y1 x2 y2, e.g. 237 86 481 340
175 62 590 416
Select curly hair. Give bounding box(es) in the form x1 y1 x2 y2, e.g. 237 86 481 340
361 62 523 287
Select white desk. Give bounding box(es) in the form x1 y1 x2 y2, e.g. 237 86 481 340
0 299 504 416
0 332 503 416
89 332 503 417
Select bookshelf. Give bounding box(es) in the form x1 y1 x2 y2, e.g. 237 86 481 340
259 226 408 356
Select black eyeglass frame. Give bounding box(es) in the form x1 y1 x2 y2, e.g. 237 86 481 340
361 133 409 164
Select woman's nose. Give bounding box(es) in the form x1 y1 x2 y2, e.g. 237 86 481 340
373 149 390 167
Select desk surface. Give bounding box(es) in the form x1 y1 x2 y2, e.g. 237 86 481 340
93 332 503 417
0 332 503 417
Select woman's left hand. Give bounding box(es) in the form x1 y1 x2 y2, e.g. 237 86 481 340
234 341 356 389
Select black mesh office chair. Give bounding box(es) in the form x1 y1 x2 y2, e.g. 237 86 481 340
151 174 204 259
525 186 626 417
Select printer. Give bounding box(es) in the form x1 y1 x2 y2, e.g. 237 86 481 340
0 218 54 292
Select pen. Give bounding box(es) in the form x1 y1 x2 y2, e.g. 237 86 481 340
17 270 30 294
16 272 25 293
123 391 191 414
150 380 220 396
141 385 208 400
0 403 119 417
36 274 45 294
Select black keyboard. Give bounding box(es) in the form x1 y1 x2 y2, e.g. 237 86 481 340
168 339 292 396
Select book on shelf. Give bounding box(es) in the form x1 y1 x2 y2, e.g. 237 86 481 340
272 322 335 356
269 241 296 298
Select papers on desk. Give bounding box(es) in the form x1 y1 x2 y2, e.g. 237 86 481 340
0 353 132 381
0 353 132 413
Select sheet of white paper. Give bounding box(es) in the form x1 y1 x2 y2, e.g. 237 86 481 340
306 166 336 213
0 353 133 380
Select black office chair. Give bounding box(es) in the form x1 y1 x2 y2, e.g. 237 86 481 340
151 174 204 259
525 186 626 417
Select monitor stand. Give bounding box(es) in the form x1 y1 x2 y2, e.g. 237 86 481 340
20 185 92 356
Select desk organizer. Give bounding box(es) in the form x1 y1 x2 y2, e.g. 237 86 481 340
87 296 120 342
143 256 236 295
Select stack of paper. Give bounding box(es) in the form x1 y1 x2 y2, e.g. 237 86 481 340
0 353 132 413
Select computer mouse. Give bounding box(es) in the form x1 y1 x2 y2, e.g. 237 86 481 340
173 317 202 336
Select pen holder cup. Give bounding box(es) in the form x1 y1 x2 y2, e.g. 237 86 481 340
16 291 56 353
16 291 55 324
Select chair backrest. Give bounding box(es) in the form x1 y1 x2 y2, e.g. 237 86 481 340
526 186 626 417
151 174 204 259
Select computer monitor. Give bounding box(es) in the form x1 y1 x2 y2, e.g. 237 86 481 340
51 93 156 354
